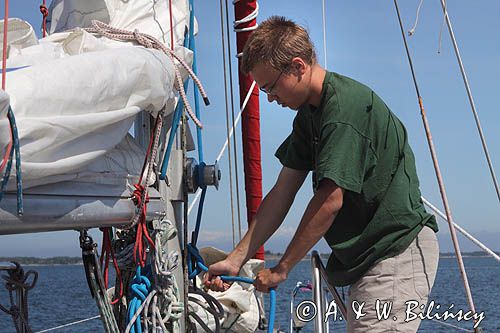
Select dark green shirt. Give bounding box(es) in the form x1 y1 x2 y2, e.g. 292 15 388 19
275 71 438 287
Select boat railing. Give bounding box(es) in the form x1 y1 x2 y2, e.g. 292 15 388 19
311 250 347 333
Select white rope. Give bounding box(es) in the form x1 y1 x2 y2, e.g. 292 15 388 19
125 221 183 333
408 0 424 36
35 315 101 333
233 1 259 57
188 80 257 216
422 197 500 262
233 2 259 30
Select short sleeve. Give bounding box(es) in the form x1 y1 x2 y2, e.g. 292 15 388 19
315 123 376 193
275 113 313 171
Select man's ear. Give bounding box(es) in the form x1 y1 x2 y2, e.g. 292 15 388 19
290 57 307 76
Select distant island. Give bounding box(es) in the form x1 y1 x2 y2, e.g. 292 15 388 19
1 250 498 265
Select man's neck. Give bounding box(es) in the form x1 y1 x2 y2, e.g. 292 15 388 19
307 64 327 108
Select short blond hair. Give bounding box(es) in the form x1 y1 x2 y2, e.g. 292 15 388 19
241 16 317 74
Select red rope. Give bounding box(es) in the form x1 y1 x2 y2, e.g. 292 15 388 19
40 1 49 38
168 0 174 51
0 140 12 174
99 227 124 305
132 184 155 267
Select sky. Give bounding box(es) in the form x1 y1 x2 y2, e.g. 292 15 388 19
0 0 499 257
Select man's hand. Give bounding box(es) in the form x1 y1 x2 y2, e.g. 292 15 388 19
203 258 240 292
253 265 288 293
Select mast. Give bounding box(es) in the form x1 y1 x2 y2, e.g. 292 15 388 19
233 0 264 260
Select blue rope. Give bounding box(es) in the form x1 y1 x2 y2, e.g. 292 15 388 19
158 83 187 180
0 106 23 215
159 27 191 181
186 244 276 333
127 266 152 333
188 0 203 163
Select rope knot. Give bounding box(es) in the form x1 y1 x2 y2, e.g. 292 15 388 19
39 5 49 18
132 184 149 206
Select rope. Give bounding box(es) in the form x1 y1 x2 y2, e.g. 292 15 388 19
233 1 259 46
0 107 23 215
438 0 500 206
124 221 183 333
127 266 152 333
0 262 37 333
393 2 479 332
34 316 101 333
129 108 164 230
85 20 209 128
188 80 257 216
99 227 124 304
408 0 424 36
40 1 49 38
187 246 277 333
168 0 174 50
422 196 500 262
131 184 156 267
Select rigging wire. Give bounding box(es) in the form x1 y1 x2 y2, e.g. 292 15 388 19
437 0 500 206
392 1 479 331
422 197 500 262
219 0 237 249
321 0 327 69
34 316 101 333
224 0 243 242
188 80 257 216
407 0 500 205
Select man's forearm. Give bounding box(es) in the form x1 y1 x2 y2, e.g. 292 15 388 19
228 184 295 267
276 183 342 274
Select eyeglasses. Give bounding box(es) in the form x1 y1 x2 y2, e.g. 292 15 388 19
259 70 284 95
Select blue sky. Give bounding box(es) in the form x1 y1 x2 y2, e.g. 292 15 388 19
1 1 499 256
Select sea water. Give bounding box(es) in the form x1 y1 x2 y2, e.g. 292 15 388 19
0 257 498 332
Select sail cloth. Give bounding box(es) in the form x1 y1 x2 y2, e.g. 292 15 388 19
0 0 193 190
192 247 264 332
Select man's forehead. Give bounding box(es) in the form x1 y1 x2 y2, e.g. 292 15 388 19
251 63 278 83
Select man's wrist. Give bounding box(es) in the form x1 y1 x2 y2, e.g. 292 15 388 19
227 250 245 269
274 260 291 278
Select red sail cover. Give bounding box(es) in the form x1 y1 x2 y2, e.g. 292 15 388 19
234 0 264 260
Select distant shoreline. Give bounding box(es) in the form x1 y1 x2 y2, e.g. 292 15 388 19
1 251 498 266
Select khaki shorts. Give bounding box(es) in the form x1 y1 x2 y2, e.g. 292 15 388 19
347 226 439 332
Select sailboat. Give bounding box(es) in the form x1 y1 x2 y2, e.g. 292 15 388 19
0 0 498 332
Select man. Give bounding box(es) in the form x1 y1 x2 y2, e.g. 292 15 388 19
205 16 439 332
